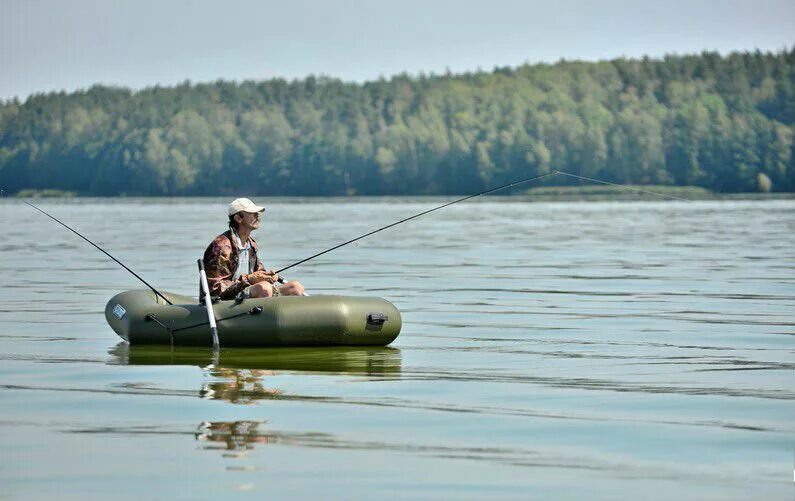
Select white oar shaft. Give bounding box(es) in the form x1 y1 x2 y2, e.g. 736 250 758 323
197 259 219 350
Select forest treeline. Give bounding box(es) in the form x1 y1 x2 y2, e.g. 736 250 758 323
1 49 793 196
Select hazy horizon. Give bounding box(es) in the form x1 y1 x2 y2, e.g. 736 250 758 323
2 0 794 101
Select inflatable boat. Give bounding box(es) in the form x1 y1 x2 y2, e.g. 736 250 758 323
105 290 401 347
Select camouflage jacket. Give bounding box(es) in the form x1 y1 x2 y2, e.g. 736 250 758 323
202 229 265 300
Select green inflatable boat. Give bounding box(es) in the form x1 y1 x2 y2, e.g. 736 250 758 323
105 290 401 347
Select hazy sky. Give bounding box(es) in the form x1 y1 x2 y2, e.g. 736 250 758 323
1 0 793 100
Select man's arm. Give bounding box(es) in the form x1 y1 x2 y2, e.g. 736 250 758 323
203 237 250 300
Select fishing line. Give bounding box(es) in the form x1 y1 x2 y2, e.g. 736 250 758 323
554 171 692 202
23 200 173 305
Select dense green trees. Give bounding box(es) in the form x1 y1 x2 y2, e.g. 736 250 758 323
1 50 793 195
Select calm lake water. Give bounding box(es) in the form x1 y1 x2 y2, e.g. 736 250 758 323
0 197 793 500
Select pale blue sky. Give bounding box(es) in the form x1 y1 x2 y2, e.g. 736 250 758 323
1 0 793 100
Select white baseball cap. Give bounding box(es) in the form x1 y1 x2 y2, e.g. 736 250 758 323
228 198 265 216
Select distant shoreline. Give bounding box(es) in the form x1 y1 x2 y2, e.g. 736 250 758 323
2 50 793 197
10 187 794 202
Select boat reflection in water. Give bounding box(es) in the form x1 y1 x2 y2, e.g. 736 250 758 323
193 420 351 457
108 343 402 404
109 344 402 457
195 420 277 452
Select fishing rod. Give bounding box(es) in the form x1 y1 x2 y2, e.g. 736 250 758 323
23 200 174 305
274 169 695 277
275 170 560 276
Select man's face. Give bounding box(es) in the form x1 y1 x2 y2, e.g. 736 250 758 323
236 211 261 231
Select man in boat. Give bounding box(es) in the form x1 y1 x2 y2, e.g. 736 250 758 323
202 198 305 300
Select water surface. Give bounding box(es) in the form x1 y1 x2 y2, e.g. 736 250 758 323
1 198 793 499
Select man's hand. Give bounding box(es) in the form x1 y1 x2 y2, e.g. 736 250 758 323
247 270 279 284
